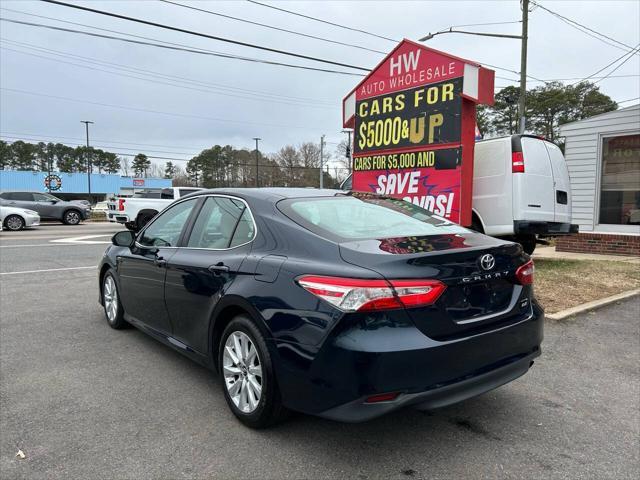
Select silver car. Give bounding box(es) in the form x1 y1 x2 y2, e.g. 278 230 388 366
0 205 41 231
0 191 91 225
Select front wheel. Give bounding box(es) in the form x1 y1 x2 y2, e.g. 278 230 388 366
4 215 25 231
219 316 287 428
102 272 127 329
63 209 82 225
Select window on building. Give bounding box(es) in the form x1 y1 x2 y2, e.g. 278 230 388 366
599 134 640 225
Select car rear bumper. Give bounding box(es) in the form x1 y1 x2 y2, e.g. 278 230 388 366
25 215 40 227
274 301 544 421
319 350 538 422
514 220 578 236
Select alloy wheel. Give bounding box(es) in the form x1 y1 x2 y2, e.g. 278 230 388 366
223 331 263 413
66 211 80 224
103 276 118 323
5 216 24 230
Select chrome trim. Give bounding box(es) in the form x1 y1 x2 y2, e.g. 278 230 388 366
454 285 524 325
135 193 257 252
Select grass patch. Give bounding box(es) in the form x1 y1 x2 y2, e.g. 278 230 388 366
534 259 640 314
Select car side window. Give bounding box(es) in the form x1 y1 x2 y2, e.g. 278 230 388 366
187 197 246 249
179 189 196 198
11 192 34 201
33 193 53 202
138 199 197 247
229 208 256 247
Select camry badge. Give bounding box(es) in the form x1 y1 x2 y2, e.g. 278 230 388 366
479 254 496 271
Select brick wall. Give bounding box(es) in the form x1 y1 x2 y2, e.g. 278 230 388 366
555 233 640 256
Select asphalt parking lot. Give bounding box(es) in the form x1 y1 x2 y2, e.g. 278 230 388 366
0 222 638 479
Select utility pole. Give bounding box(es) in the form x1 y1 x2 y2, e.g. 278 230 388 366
319 134 325 189
518 0 529 134
419 8 529 132
252 137 261 188
80 120 94 201
342 129 353 174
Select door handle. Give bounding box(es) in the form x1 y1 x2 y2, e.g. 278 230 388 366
208 263 230 274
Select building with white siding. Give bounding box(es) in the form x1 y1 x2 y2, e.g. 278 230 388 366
556 104 639 255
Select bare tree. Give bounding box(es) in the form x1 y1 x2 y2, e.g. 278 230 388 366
120 156 130 176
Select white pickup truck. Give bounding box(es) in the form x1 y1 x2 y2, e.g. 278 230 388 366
107 187 202 230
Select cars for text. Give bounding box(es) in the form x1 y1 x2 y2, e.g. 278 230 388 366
0 191 90 225
99 188 542 428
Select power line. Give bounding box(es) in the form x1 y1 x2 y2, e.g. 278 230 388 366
40 0 370 72
594 47 640 84
573 44 640 85
0 17 363 77
617 97 639 104
158 0 386 55
0 87 326 131
246 0 398 43
531 1 638 54
0 13 341 103
0 41 335 109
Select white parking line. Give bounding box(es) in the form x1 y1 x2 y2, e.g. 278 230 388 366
51 234 112 245
0 266 97 276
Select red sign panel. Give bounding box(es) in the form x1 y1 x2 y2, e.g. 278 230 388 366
343 39 494 226
133 178 145 186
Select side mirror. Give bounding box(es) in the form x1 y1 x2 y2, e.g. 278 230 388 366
112 230 135 247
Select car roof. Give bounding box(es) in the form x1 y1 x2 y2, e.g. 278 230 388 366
189 187 345 201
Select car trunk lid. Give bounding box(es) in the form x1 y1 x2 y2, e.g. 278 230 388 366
339 231 532 340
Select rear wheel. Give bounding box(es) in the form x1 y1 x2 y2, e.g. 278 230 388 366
517 234 537 255
219 316 287 428
63 209 82 225
4 214 25 231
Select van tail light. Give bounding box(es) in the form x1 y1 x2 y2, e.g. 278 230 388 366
296 276 446 312
118 198 126 211
515 260 534 285
512 151 525 173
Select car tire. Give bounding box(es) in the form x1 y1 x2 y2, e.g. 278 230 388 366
219 315 288 428
518 235 537 255
102 271 127 329
4 214 25 231
63 209 82 225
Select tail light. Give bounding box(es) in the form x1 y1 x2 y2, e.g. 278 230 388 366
515 259 534 285
512 151 525 173
118 198 126 211
296 275 446 312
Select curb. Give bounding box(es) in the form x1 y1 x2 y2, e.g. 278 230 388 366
546 289 640 320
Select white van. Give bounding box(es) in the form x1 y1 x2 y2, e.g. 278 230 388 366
471 135 577 253
341 134 577 254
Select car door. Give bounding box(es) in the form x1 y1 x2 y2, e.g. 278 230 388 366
117 197 200 335
32 193 60 219
164 196 256 354
544 141 572 224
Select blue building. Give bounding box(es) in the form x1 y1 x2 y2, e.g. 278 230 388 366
0 170 172 202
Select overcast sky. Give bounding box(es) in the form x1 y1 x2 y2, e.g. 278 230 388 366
1 0 639 169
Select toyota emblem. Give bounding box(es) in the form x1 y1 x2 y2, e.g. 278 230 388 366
479 254 496 271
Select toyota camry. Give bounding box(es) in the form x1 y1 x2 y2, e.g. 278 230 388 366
98 189 542 428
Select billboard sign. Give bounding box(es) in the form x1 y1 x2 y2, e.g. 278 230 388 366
343 39 495 225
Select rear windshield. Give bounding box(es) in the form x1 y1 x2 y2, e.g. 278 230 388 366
278 193 467 241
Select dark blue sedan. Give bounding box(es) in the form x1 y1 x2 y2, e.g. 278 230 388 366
99 188 542 428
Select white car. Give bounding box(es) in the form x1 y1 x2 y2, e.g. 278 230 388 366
0 205 41 231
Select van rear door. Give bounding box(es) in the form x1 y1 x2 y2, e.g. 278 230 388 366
513 137 555 222
544 141 572 223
